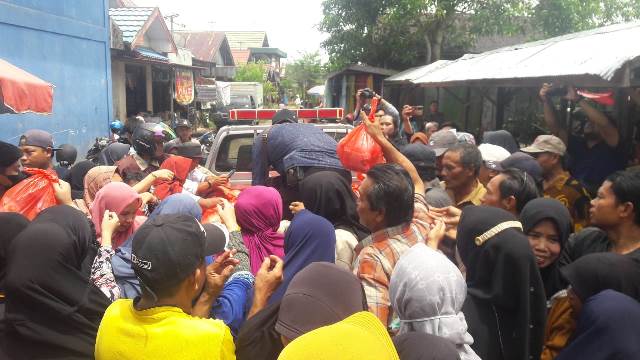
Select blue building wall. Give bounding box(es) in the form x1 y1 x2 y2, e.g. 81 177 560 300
0 0 113 156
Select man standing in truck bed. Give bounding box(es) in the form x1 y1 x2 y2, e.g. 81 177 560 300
252 109 349 217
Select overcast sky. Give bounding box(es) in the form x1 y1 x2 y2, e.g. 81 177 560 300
134 0 328 62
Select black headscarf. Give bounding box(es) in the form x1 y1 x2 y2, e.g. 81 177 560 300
0 141 22 168
392 332 461 360
236 262 366 360
520 198 573 299
457 206 546 360
1 205 110 359
65 160 97 200
561 252 640 302
556 290 640 360
299 171 370 240
98 142 130 166
0 213 29 295
482 130 519 154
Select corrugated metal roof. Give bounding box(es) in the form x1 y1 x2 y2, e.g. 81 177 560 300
134 47 169 62
326 64 397 80
249 47 287 58
108 7 155 43
226 31 268 49
231 49 251 65
386 60 451 83
174 31 228 63
413 21 640 88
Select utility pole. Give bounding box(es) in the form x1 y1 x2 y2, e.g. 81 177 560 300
164 14 179 36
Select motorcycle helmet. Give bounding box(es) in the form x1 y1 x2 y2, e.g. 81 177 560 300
55 144 77 167
110 120 124 135
132 123 164 158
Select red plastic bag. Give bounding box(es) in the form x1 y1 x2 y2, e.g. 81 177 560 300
337 99 385 173
0 168 58 220
200 185 241 224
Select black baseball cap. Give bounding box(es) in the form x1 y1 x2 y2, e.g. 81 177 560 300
131 214 227 290
176 118 192 128
500 152 543 184
272 109 298 125
19 129 58 150
175 141 203 159
401 144 436 169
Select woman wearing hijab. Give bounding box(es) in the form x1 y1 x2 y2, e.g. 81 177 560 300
392 332 460 360
542 252 640 359
457 206 546 360
482 130 519 154
83 165 172 213
236 262 366 360
0 213 29 318
98 142 130 166
235 186 285 274
268 210 336 304
1 206 112 359
90 182 146 249
83 165 118 210
380 112 408 150
278 311 399 360
65 160 96 200
298 171 368 270
390 243 480 360
556 290 640 360
520 198 573 301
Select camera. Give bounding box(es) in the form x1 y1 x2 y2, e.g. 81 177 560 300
360 88 375 99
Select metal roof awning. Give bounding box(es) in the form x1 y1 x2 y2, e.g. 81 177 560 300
385 60 451 84
411 21 640 88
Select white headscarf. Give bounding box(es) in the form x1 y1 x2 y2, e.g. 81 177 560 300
390 243 481 360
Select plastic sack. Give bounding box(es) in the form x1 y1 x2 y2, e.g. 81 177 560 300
337 99 385 173
201 185 241 224
1 168 58 220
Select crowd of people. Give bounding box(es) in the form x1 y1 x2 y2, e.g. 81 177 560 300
0 84 638 360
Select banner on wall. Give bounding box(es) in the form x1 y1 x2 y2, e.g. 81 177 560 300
175 69 194 105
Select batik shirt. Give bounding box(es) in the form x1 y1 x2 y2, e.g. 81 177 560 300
353 193 431 327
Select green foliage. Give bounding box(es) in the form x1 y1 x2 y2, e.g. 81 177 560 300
320 0 640 69
533 0 640 37
234 62 266 82
282 52 326 100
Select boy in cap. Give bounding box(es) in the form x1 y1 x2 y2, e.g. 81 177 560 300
19 129 57 170
96 214 234 359
522 134 591 230
166 118 199 148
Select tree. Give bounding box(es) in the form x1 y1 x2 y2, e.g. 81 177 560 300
233 61 281 106
533 0 640 37
282 52 326 100
234 62 266 82
320 0 640 70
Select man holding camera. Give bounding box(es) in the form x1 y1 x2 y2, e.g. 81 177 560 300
539 84 626 195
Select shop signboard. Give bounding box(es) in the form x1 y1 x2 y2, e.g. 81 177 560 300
175 69 194 105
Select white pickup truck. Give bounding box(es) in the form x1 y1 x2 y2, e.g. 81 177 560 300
203 123 354 188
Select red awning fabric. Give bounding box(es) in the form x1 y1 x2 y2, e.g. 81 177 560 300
0 58 54 114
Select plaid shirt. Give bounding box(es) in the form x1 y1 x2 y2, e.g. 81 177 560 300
353 193 431 327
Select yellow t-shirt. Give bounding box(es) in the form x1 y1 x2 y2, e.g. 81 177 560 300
95 299 235 360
